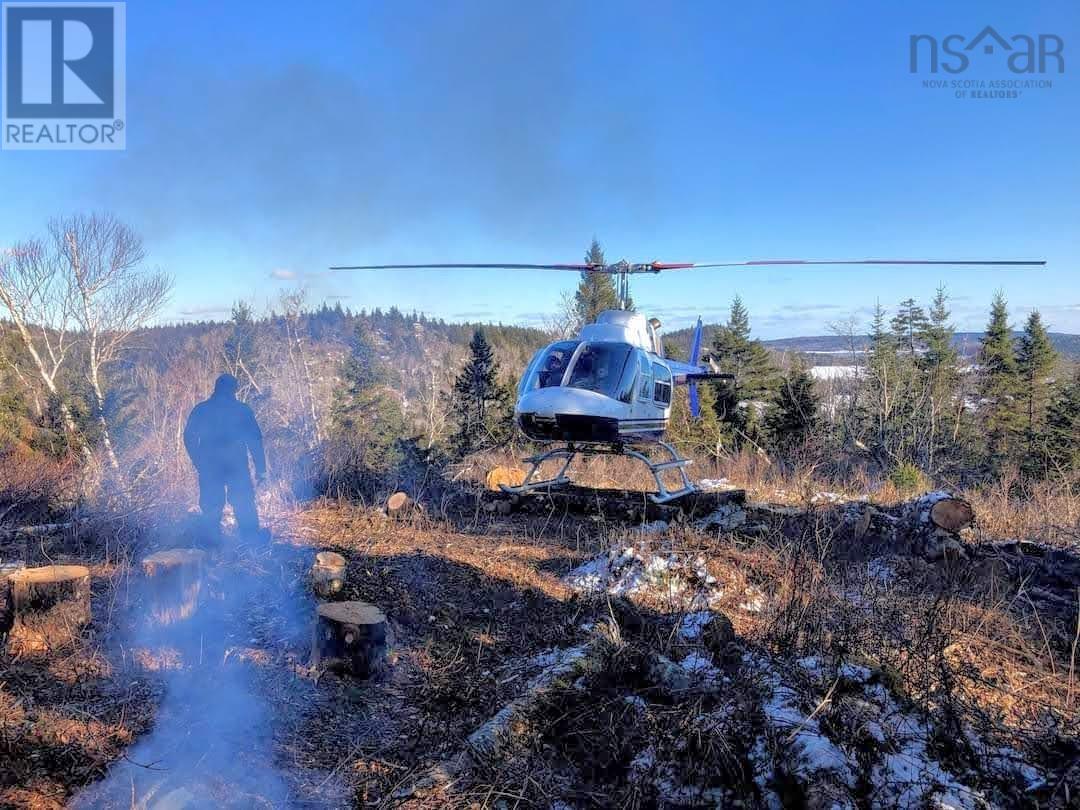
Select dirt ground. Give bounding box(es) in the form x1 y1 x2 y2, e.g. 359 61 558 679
1 488 1077 809
0 499 609 808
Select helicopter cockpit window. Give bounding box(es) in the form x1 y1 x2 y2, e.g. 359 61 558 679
520 341 579 393
566 343 632 397
637 353 653 400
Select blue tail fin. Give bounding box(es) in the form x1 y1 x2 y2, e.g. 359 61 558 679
689 317 703 418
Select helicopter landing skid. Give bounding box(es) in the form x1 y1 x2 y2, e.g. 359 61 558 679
499 440 696 504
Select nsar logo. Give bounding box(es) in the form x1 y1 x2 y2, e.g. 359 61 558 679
910 25 1064 75
2 1 126 150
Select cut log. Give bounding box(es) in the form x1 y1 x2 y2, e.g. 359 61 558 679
142 549 206 627
929 498 975 533
6 564 91 654
485 466 526 492
310 551 347 599
386 492 413 519
0 522 74 540
311 600 388 678
907 491 975 533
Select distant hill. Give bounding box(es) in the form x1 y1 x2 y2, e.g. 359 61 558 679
664 327 1080 363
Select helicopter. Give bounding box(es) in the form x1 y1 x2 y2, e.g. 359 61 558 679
330 257 1045 502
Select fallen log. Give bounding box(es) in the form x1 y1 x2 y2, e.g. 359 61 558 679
142 549 206 627
6 564 91 654
311 600 388 678
398 642 602 798
0 522 74 540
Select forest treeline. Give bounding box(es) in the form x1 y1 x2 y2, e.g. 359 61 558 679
1 221 1077 519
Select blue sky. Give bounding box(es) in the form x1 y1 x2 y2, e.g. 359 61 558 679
1 0 1078 337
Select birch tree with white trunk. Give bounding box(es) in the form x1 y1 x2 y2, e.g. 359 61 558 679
51 213 172 478
0 240 82 446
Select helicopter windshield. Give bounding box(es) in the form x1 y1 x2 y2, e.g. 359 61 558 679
520 341 579 394
565 343 633 398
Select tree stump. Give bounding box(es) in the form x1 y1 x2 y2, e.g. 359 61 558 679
906 491 975 533
142 549 207 627
311 551 347 599
386 492 413 519
311 601 388 678
902 492 975 560
485 466 526 492
0 562 27 636
6 565 91 654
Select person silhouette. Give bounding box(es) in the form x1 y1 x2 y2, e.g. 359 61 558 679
183 373 266 542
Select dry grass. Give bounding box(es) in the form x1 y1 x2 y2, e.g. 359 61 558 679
2 448 1078 807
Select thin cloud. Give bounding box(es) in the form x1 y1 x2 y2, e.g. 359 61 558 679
270 269 297 280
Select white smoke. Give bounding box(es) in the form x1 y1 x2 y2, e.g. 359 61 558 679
73 538 321 809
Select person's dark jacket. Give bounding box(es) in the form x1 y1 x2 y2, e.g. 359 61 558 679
183 392 266 479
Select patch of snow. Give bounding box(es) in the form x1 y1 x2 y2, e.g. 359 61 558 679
757 667 856 787
678 611 714 641
811 365 859 380
871 696 985 810
698 478 736 491
810 491 844 504
629 745 657 774
680 652 720 682
748 736 784 810
838 662 872 684
694 503 747 532
530 648 562 668
988 747 1045 791
866 557 896 585
565 547 723 607
797 656 825 678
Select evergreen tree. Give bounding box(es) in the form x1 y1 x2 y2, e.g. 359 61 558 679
862 301 900 457
1040 370 1080 475
224 301 257 384
327 322 406 493
917 286 961 471
1016 310 1057 450
710 296 779 446
919 286 958 373
450 329 513 455
977 291 1021 462
573 238 626 327
765 358 820 450
668 381 731 462
890 298 929 356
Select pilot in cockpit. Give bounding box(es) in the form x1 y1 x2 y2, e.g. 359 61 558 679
538 351 567 388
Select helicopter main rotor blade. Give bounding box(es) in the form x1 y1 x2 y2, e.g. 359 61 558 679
331 258 1046 274
650 258 1046 271
330 262 595 271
